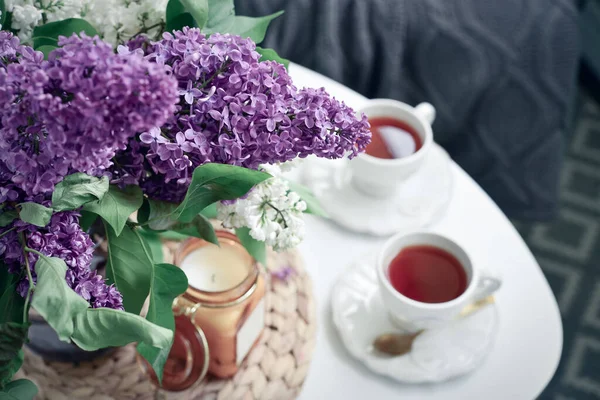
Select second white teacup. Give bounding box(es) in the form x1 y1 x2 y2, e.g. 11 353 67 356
376 231 502 332
351 99 436 198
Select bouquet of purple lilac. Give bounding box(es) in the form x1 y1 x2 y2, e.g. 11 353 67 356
0 2 370 396
113 28 370 251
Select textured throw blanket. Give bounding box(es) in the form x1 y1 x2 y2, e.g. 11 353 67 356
236 0 580 220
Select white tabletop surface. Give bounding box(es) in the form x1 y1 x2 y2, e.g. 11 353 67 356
289 63 563 400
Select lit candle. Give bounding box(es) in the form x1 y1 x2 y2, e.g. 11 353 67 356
172 232 266 380
179 241 251 292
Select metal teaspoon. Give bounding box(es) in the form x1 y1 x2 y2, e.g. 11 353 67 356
372 296 495 356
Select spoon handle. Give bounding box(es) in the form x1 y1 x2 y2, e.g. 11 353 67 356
372 296 496 356
459 295 495 318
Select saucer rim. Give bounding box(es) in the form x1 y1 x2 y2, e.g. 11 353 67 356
303 143 455 237
331 253 500 384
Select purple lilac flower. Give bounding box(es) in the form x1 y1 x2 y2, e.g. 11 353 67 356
271 266 295 282
0 161 21 203
291 87 371 159
123 34 154 55
0 31 22 69
0 32 179 198
180 80 204 105
111 28 371 202
0 33 153 310
0 211 123 310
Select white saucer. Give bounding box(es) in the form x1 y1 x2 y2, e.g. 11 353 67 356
331 254 499 383
300 144 454 236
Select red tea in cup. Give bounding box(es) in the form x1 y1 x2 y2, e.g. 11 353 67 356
366 117 423 159
388 245 467 304
377 231 501 332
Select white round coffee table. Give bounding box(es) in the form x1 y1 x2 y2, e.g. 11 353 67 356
290 64 562 400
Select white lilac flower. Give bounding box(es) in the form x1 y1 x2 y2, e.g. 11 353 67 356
217 164 307 252
44 0 83 23
5 0 81 42
10 4 43 42
4 0 168 45
279 158 303 173
83 0 167 46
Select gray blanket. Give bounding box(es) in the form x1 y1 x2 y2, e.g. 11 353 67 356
236 0 580 220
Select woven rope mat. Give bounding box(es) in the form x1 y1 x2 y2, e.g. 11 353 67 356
16 245 316 400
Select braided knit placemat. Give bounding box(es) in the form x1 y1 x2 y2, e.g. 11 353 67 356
16 246 316 400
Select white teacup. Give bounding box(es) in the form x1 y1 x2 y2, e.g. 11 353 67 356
351 100 436 198
376 231 502 332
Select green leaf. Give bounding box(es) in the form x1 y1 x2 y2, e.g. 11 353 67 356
0 350 23 390
18 203 52 227
139 199 218 245
0 210 17 228
0 379 38 400
200 202 217 219
139 199 178 231
256 46 290 69
172 215 219 246
174 164 271 223
166 11 196 32
156 230 190 241
235 227 266 265
0 350 24 393
0 265 25 325
137 198 150 225
36 45 58 59
32 18 97 42
0 324 28 363
78 210 98 233
180 0 209 29
70 308 172 352
32 36 58 48
287 181 328 217
30 253 172 353
166 0 186 20
3 11 12 35
203 0 235 33
0 0 6 26
138 230 164 264
31 255 89 341
52 173 109 212
83 185 143 236
225 12 283 44
104 223 153 315
202 1 282 42
137 263 188 383
0 323 29 388
165 0 197 32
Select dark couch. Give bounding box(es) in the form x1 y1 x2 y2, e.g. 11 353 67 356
237 0 580 220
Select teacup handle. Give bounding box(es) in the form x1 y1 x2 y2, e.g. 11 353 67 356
471 271 502 303
414 102 436 125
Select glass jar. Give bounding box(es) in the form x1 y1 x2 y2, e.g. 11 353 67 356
173 230 267 379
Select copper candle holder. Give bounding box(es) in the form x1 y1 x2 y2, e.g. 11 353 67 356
172 230 266 384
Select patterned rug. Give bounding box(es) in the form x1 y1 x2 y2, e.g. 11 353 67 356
514 89 600 400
